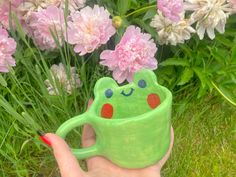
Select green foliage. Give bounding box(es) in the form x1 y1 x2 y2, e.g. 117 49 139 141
155 18 236 105
0 1 235 176
163 95 236 177
117 0 131 15
98 0 236 106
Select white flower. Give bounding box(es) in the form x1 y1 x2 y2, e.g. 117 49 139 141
150 12 195 45
60 0 86 12
184 0 232 40
44 63 81 95
18 0 61 20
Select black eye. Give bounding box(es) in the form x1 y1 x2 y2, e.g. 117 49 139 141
105 89 113 98
138 80 146 88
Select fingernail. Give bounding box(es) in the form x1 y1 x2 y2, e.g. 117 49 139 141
37 130 52 147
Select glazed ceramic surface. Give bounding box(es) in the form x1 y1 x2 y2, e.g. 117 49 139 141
56 69 172 168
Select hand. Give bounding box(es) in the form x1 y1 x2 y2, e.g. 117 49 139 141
45 100 174 177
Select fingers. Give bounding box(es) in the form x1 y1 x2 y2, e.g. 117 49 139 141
157 126 174 169
46 133 85 177
82 124 102 170
83 98 96 154
82 124 96 148
83 98 101 170
44 99 94 176
82 123 114 171
83 98 96 147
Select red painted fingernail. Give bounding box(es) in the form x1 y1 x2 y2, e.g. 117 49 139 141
37 130 52 147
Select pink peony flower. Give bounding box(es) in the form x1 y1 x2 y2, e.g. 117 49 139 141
0 27 17 73
0 4 10 29
157 0 184 22
0 0 23 29
229 0 236 10
100 26 158 83
66 5 116 56
29 5 65 50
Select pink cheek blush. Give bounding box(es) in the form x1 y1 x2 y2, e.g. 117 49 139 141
147 93 161 109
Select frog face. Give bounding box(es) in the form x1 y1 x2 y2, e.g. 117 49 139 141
93 69 163 119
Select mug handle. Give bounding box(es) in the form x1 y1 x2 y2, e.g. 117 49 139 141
56 113 99 159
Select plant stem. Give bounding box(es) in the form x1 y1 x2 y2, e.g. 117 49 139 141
125 5 156 18
211 81 236 107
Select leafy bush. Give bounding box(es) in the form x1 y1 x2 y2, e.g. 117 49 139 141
0 0 235 176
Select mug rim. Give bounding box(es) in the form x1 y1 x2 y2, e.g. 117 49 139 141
88 83 172 123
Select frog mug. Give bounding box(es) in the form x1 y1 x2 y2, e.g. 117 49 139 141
56 69 172 169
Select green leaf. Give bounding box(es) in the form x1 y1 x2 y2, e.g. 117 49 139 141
179 44 193 58
63 0 69 18
193 67 208 88
0 74 7 87
130 0 139 9
211 81 236 107
115 27 126 44
224 29 236 36
197 85 208 98
160 58 190 67
142 8 156 21
215 36 232 47
156 66 175 84
132 18 157 40
231 45 236 62
117 0 131 15
219 85 236 102
12 13 26 41
149 0 156 3
178 68 194 85
0 97 25 123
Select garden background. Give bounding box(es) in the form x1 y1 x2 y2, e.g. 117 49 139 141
0 0 235 176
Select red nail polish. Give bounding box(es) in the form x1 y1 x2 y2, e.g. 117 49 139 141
37 130 52 147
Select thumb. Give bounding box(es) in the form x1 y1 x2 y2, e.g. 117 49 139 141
45 133 85 177
157 126 174 169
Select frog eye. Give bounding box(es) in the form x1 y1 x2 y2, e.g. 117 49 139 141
105 89 113 98
138 80 147 88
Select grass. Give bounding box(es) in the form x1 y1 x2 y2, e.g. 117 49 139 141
0 84 235 176
0 7 235 176
162 94 236 177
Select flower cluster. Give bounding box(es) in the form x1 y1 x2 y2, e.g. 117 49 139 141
150 12 195 45
66 5 116 55
17 0 61 21
0 27 17 73
157 0 184 22
0 0 89 51
100 26 157 83
185 0 231 40
151 0 235 45
0 0 23 29
29 6 65 50
44 63 81 95
0 0 235 89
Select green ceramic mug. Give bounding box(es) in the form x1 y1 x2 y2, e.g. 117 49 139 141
56 69 172 169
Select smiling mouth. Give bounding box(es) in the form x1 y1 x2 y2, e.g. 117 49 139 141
121 88 135 97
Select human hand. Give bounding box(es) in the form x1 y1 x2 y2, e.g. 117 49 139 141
44 100 174 177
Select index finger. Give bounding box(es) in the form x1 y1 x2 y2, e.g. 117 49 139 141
46 133 86 177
